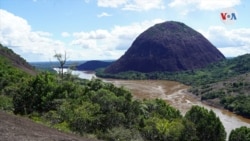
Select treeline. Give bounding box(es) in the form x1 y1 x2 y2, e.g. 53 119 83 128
190 75 250 118
96 54 250 118
97 54 250 86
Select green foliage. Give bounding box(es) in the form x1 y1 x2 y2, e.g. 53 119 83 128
11 73 217 141
229 126 250 141
221 95 250 118
5 72 230 141
0 95 13 111
185 106 226 141
141 117 183 141
0 56 29 95
13 72 59 114
101 126 143 141
0 45 32 112
142 99 182 120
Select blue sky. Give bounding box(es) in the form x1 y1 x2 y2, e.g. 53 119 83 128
0 0 249 62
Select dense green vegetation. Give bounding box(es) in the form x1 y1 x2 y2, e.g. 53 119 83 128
4 71 227 140
97 54 250 118
185 106 226 141
0 56 29 111
190 73 250 118
229 126 250 141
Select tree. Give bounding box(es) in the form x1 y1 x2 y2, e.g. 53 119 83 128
185 106 226 141
229 126 250 141
54 51 68 79
13 72 58 114
141 117 187 141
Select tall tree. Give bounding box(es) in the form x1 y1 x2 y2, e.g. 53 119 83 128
229 126 250 141
54 51 68 79
185 106 226 141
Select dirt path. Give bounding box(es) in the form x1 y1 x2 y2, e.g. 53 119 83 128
0 111 99 141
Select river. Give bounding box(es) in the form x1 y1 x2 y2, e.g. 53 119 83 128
61 69 250 139
103 80 250 140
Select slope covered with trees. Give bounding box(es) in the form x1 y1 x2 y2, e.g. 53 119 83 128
0 44 36 75
11 73 227 141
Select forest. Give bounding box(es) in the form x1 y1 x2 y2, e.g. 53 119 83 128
0 44 250 141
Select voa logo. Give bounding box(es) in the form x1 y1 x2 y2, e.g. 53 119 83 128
220 8 237 24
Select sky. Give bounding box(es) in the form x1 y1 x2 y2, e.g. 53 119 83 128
0 0 250 62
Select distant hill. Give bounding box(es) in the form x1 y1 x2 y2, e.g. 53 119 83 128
105 21 225 74
77 60 113 71
0 44 36 75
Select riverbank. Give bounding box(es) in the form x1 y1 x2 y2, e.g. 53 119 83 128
103 79 250 139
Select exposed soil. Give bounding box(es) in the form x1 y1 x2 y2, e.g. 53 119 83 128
0 111 100 141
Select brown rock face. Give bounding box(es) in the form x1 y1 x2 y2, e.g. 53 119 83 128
105 21 225 74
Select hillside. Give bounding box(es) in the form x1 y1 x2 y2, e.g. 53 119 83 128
0 44 100 141
77 60 113 71
0 44 36 100
0 110 99 141
105 21 225 74
190 71 250 118
0 44 36 75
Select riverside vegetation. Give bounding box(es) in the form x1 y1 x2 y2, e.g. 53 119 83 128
97 54 250 119
0 44 249 141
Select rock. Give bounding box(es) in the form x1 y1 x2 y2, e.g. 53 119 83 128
77 60 113 71
105 21 225 74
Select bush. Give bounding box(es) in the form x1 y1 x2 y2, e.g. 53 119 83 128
13 73 59 115
185 106 226 141
229 126 250 141
0 95 13 111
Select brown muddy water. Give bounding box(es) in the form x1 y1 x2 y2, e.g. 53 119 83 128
104 79 250 139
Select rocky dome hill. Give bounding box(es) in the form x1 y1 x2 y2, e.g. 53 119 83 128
105 21 225 74
77 60 113 71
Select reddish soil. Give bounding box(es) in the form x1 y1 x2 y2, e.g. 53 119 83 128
0 111 100 141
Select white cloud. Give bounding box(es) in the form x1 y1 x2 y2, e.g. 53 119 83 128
97 12 112 18
98 0 127 8
199 26 250 57
70 19 165 56
122 0 165 11
168 0 241 15
0 9 165 61
61 32 71 37
97 0 165 11
0 9 70 61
